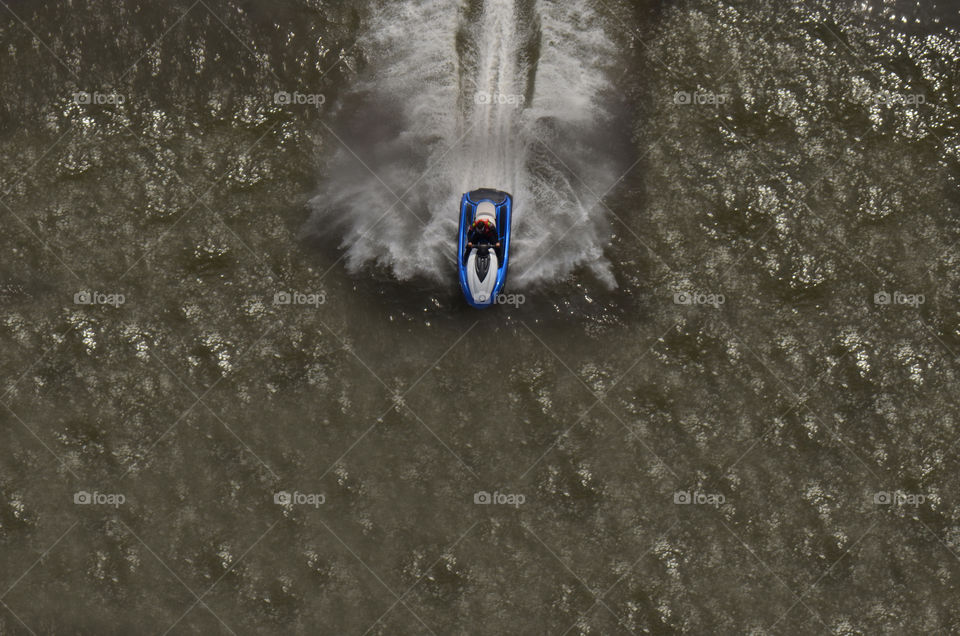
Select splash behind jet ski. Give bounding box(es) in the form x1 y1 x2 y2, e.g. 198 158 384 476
457 189 513 308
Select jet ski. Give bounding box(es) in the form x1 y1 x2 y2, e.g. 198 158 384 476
457 188 513 308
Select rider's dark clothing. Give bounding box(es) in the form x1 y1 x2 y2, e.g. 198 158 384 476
468 224 498 246
465 222 501 263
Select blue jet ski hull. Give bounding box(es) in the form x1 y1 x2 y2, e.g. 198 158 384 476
457 188 513 308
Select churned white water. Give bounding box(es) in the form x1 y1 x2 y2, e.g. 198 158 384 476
309 0 624 288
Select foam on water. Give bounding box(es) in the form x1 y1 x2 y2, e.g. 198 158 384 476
308 0 625 288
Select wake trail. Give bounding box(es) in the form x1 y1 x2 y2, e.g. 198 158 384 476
308 0 627 288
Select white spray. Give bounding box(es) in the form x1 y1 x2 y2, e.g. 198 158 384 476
309 0 624 288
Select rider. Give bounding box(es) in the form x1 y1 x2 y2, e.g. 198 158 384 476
466 218 499 249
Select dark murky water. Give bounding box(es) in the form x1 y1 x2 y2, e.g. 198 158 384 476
1 1 959 634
